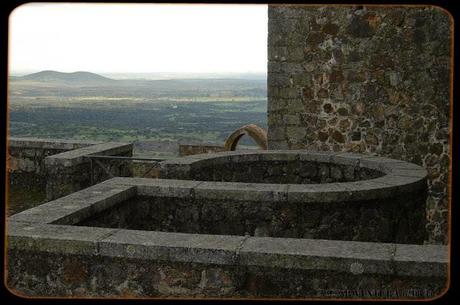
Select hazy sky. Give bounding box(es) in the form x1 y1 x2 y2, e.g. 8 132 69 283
9 3 267 74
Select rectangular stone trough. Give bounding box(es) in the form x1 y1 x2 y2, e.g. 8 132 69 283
7 177 448 299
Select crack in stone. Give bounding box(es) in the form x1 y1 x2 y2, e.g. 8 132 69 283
190 180 206 200
282 184 291 202
388 244 398 275
193 180 206 189
232 235 250 265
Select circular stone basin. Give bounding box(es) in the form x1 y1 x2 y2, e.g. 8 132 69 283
159 150 428 243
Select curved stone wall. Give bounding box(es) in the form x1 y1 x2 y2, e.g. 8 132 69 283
159 151 427 243
183 152 385 184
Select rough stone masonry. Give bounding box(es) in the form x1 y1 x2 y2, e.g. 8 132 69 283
266 5 451 244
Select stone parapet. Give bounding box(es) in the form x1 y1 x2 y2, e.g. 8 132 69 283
6 177 448 298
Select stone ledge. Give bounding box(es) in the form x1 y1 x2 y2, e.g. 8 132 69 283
161 150 261 166
104 177 202 198
8 183 136 224
287 182 358 203
394 244 449 277
81 174 424 206
194 181 288 202
7 219 448 279
390 169 428 178
8 137 102 150
44 142 132 167
238 237 448 277
376 175 427 194
98 230 246 265
238 237 396 274
7 222 118 255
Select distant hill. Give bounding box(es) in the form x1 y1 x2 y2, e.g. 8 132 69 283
17 70 116 85
103 72 267 81
9 70 267 97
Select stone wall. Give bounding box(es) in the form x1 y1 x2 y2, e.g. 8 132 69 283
130 143 225 178
179 144 226 156
7 138 101 178
44 142 133 200
157 151 429 244
7 138 102 215
267 5 452 244
7 249 447 298
7 177 448 298
6 138 134 211
186 159 384 184
77 192 426 244
131 161 162 178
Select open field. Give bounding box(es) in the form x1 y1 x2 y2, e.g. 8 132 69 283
8 71 267 146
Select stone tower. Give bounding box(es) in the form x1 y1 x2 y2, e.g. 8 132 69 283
266 5 451 244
